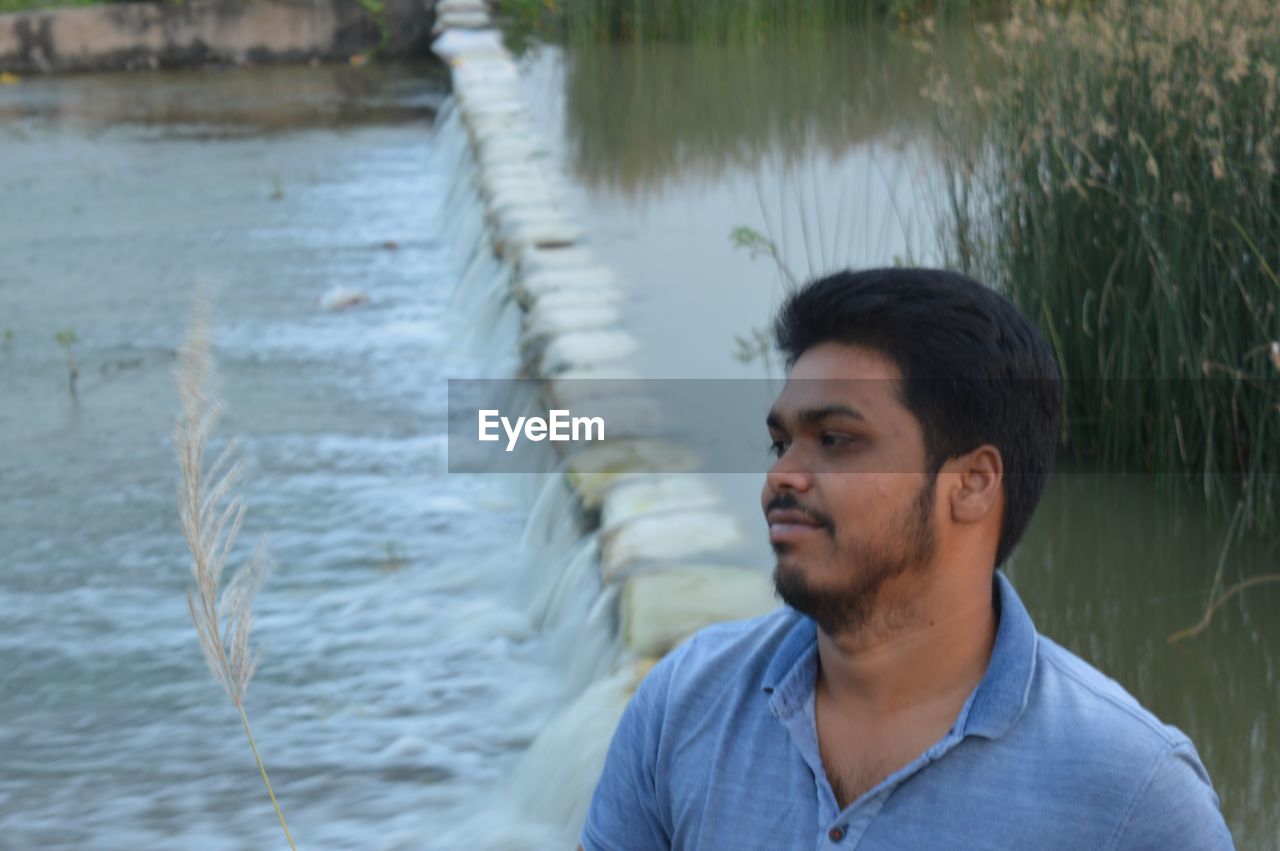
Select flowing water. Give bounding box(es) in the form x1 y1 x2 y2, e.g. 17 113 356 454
1 23 1276 851
0 64 593 849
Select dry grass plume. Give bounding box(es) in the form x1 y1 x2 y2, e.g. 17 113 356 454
173 292 297 849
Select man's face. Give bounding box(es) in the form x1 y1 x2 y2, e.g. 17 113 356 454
761 342 938 637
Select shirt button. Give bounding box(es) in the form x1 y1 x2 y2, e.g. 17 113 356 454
828 826 846 842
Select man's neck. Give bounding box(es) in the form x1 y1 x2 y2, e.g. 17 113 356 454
815 572 998 720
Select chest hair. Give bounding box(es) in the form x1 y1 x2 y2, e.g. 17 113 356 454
821 744 891 810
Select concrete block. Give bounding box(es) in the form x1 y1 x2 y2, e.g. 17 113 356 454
566 440 701 509
600 475 721 530
620 566 778 656
522 302 620 344
601 510 742 581
541 329 636 374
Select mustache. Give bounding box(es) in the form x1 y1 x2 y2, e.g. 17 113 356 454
764 493 834 531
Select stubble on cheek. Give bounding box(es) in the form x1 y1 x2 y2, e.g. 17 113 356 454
772 478 937 637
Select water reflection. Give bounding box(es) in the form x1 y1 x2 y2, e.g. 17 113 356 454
559 26 961 197
0 62 448 132
514 29 951 379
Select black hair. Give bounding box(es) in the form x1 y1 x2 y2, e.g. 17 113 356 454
773 267 1061 567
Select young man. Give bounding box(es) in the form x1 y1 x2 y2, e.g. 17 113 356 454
580 269 1233 849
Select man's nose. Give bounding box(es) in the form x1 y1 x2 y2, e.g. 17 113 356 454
765 446 813 494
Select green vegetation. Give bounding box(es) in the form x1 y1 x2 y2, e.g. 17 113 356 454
0 0 124 14
932 0 1280 535
497 0 1002 42
730 226 799 289
54 327 78 396
545 0 1277 547
356 0 390 54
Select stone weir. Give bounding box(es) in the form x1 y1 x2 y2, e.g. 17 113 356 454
432 0 778 839
0 0 435 73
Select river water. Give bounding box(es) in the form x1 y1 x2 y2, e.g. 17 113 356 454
0 64 588 849
0 24 1276 851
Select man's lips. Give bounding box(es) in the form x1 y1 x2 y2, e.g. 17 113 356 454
766 508 829 543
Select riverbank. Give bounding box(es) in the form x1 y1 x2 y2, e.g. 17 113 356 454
0 0 435 73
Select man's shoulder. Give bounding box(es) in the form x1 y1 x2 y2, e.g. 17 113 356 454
1025 637 1231 847
1029 634 1190 756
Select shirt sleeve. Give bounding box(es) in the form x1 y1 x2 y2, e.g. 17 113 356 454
1110 740 1235 850
579 649 683 851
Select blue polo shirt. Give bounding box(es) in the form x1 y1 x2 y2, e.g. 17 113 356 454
581 573 1233 850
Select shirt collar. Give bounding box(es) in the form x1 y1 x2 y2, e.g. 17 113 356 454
760 571 1038 740
761 613 818 720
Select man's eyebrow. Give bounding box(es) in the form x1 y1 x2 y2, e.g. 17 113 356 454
766 404 866 430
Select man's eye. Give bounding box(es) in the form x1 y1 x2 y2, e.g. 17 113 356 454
767 440 788 459
820 433 856 449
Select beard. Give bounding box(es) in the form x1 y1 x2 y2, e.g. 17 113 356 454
773 475 937 638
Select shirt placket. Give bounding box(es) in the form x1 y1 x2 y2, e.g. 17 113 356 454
821 789 888 848
769 668 842 851
790 681 973 850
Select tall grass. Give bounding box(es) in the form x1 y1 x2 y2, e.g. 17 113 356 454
933 0 1280 535
173 295 296 850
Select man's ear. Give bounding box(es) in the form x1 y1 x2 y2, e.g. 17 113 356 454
947 444 1003 525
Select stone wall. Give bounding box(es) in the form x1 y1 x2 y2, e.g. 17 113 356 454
431 4 778 838
0 0 435 73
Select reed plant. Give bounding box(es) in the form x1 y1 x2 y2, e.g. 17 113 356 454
173 295 296 850
932 0 1280 535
